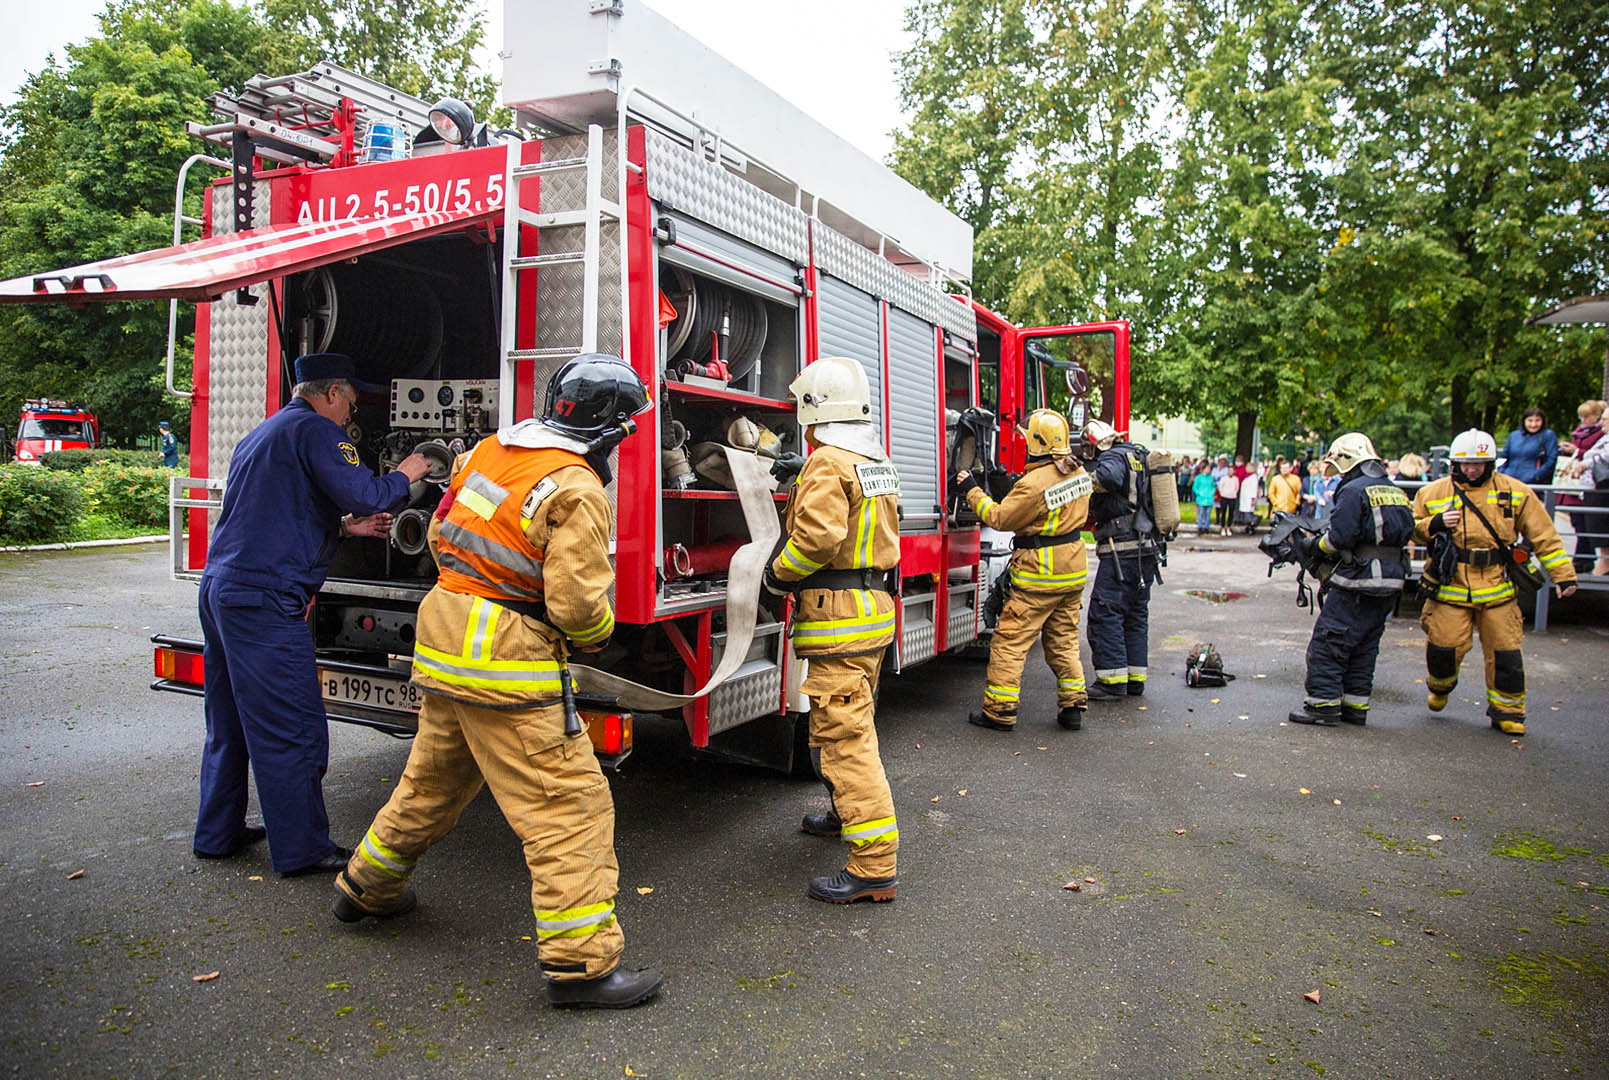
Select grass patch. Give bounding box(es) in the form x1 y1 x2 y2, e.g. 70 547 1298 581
62 513 165 543
1490 949 1609 1015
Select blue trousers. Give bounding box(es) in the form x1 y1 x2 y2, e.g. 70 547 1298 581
195 576 335 871
1088 553 1156 686
1303 588 1396 714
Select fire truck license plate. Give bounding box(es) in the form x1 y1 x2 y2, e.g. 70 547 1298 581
319 669 424 713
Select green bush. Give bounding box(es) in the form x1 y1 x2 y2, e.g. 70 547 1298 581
0 465 86 543
40 447 183 471
80 462 169 529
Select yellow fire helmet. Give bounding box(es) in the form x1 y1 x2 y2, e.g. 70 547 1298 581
788 356 873 427
1080 418 1119 453
1020 409 1072 458
1448 428 1497 462
1320 432 1380 476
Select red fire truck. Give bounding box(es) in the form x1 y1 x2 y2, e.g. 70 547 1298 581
0 2 1127 770
13 399 101 463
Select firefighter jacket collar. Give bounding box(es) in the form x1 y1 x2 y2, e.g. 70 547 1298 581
811 421 887 461
498 419 592 456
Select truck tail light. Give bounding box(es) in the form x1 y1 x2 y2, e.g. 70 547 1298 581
580 709 632 761
154 645 204 686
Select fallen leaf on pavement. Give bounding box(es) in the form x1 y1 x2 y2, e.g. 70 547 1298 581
1173 828 1187 835
914 743 922 749
1303 989 1321 1004
1451 816 1463 821
1236 715 1249 721
1253 674 1266 679
1137 706 1148 711
1423 928 1439 936
1333 799 1342 806
931 796 941 803
1426 835 1443 843
1085 877 1096 884
522 935 532 941
1210 698 1220 704
192 971 220 983
1368 909 1382 917
957 789 968 796
1063 881 1082 891
248 875 263 882
1577 882 1592 889
1299 788 1312 795
66 869 83 880
1036 746 1047 751
24 781 44 788
636 886 654 895
626 1067 642 1077
1233 772 1247 778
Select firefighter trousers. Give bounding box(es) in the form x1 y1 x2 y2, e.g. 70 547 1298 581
1303 588 1397 715
981 586 1087 724
803 651 898 879
339 693 625 981
1088 553 1156 689
1421 599 1526 718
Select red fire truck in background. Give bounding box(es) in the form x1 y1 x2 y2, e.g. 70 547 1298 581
0 1 1128 771
13 399 101 463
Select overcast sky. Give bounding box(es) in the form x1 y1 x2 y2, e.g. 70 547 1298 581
0 0 914 161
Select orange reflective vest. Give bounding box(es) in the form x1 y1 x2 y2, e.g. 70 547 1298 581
434 440 596 604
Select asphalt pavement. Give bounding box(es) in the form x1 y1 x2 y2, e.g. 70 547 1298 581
2 538 1606 1079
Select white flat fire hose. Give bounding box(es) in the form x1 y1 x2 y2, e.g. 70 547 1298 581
568 446 781 711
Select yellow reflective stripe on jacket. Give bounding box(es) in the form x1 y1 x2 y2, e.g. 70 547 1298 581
1009 565 1088 590
792 609 897 647
413 642 563 693
974 495 999 518
1538 549 1569 569
569 608 614 645
841 816 898 847
854 497 877 567
533 899 616 940
985 683 1020 701
358 828 417 880
779 539 825 576
460 596 502 661
1424 495 1456 514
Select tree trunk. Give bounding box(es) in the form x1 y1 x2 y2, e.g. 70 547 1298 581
1601 339 1608 402
1450 374 1469 433
1235 411 1257 461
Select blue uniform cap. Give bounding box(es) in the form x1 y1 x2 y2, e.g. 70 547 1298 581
293 352 357 384
159 421 170 429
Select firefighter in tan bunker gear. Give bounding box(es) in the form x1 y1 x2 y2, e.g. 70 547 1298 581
764 356 902 905
955 410 1093 733
333 355 664 1010
1413 428 1576 736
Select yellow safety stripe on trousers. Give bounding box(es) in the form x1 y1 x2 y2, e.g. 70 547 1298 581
1008 565 1087 590
460 596 502 662
840 816 898 847
1487 688 1525 708
1538 549 1570 569
854 497 877 568
413 643 563 693
985 683 1020 701
1435 580 1516 604
568 608 615 646
1341 694 1370 709
1094 668 1126 684
779 538 826 577
358 828 418 879
1127 670 1147 681
1057 677 1085 691
1305 699 1342 708
533 899 617 941
792 609 897 648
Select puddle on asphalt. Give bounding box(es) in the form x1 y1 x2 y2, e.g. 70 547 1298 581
1183 589 1247 603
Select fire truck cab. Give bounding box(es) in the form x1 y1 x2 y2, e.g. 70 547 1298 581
0 1 1128 771
14 399 101 463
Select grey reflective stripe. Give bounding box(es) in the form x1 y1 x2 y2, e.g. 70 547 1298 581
463 470 511 508
436 550 545 599
438 520 546 581
362 833 416 874
469 597 496 660
535 905 615 933
1327 574 1404 592
842 821 897 842
413 652 560 685
1342 694 1370 708
793 613 896 638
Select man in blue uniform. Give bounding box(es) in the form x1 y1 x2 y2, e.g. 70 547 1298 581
1080 420 1162 700
1288 432 1414 726
195 353 430 875
159 421 179 468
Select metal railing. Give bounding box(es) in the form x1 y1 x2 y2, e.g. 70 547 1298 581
168 475 223 581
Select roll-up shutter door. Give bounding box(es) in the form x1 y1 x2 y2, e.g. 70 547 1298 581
886 308 941 528
815 274 883 438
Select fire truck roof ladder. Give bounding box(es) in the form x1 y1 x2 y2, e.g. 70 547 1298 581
497 124 626 428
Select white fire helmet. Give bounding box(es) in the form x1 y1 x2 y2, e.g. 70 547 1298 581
1321 432 1379 476
1449 428 1497 462
1080 419 1119 452
788 356 873 427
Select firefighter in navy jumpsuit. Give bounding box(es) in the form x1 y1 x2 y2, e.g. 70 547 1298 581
195 354 428 874
1082 422 1159 699
1287 433 1414 726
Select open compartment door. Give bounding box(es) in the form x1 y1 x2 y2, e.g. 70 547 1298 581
1009 320 1130 468
0 208 496 304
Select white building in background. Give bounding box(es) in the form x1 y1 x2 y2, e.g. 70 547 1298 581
1134 415 1204 456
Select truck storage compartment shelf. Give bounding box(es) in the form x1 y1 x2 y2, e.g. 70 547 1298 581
663 380 793 411
663 489 789 502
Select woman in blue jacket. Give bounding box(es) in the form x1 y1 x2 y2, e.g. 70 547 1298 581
1498 408 1559 486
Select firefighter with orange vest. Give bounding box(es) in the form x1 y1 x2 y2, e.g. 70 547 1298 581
764 356 902 905
1413 428 1576 735
955 410 1093 732
332 354 664 1010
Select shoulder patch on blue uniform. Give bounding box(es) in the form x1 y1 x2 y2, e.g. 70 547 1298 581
338 442 359 466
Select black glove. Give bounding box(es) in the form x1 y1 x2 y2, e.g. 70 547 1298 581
952 470 980 499
986 466 1016 501
769 452 805 484
762 564 791 597
1427 512 1447 535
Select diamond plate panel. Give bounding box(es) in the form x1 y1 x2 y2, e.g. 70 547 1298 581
207 181 272 489
900 619 937 668
709 664 784 735
812 223 977 344
644 129 808 263
947 602 979 649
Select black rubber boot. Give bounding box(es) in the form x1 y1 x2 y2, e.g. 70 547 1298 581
1086 683 1127 702
1126 681 1145 697
332 875 418 924
968 711 1015 732
546 966 665 1009
1056 706 1085 730
193 824 267 860
801 811 841 837
807 869 898 904
1339 707 1367 726
1288 705 1341 726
